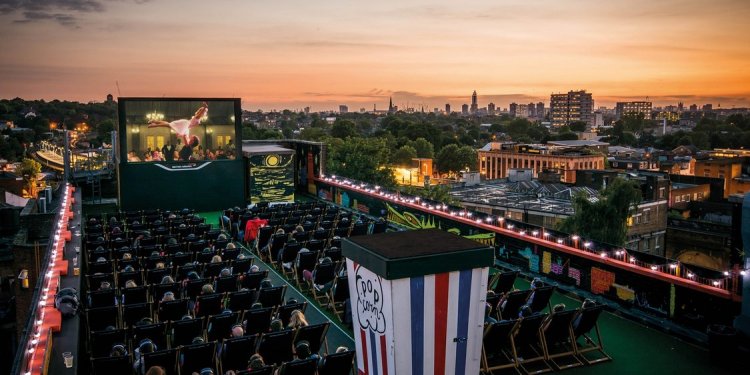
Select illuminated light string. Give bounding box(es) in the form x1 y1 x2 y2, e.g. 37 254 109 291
321 177 745 291
25 183 75 374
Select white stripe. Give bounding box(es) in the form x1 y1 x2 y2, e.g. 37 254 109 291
444 270 461 374
346 260 365 374
152 161 212 172
422 274 435 375
466 267 490 374
392 278 411 374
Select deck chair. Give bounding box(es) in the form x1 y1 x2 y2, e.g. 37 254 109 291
227 290 258 312
146 268 171 285
142 349 178 374
257 329 295 366
294 251 318 290
121 285 149 305
90 328 128 358
243 307 274 335
277 358 317 375
158 298 189 322
279 242 302 276
318 350 356 375
491 270 519 295
329 275 349 321
481 319 519 373
185 278 210 300
372 220 387 234
323 247 342 263
294 322 330 355
306 239 325 253
171 317 205 347
528 286 556 314
572 305 611 364
91 355 132 375
117 270 144 288
512 313 552 374
309 262 336 304
152 282 182 303
87 289 117 308
89 259 113 274
223 247 240 261
87 305 119 331
268 234 288 263
196 293 225 318
256 226 274 254
486 293 502 321
350 222 368 236
133 322 169 351
204 261 227 279
241 271 269 290
499 289 532 320
207 312 240 342
221 334 260 373
540 310 582 370
278 301 308 327
232 257 254 274
216 274 240 294
87 273 115 291
258 285 287 308
179 341 219 375
237 366 275 375
122 302 152 327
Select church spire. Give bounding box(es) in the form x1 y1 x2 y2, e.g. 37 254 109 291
388 96 394 113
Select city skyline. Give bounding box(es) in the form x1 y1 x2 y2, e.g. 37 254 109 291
1 0 749 111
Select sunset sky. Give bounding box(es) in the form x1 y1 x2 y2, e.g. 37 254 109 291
1 0 749 111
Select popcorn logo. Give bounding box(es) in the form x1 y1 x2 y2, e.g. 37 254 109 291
355 267 386 333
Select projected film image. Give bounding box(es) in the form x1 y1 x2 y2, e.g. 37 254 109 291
123 99 238 163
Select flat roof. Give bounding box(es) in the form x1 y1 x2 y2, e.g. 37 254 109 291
241 144 295 155
547 140 610 147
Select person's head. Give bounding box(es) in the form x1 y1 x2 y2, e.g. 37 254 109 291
189 135 200 148
582 299 596 309
519 304 533 318
136 317 154 327
168 237 178 245
138 339 156 354
276 228 285 235
289 309 308 328
250 265 260 273
155 262 166 270
197 368 214 375
294 225 304 233
181 314 194 320
295 340 311 359
250 302 263 310
161 291 175 302
187 271 200 281
335 346 349 353
320 256 332 265
125 279 137 288
219 268 231 277
237 252 246 260
145 366 166 375
211 255 222 263
531 278 544 289
122 252 132 260
161 275 175 284
270 319 283 332
230 324 244 338
123 265 135 273
99 281 111 290
260 278 273 289
248 353 265 369
110 343 128 357
226 242 236 250
96 257 106 263
192 336 205 345
552 303 566 313
201 283 214 295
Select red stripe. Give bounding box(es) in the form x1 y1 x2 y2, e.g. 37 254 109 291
379 334 388 375
434 273 449 375
360 328 369 374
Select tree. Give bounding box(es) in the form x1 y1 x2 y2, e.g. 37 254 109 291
569 121 588 132
392 145 417 166
557 178 642 246
15 158 42 198
326 137 396 188
407 137 434 158
330 119 357 139
436 144 477 176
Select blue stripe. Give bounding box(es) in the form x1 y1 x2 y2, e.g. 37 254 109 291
454 269 473 375
369 329 378 375
410 276 424 375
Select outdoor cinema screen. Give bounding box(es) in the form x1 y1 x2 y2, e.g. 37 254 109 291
120 99 240 163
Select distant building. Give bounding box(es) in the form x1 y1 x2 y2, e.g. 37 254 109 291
594 111 604 128
550 90 594 127
615 101 652 120
527 102 536 118
388 97 395 114
694 156 750 198
702 104 713 112
487 102 496 115
106 94 114 103
445 103 451 114
461 104 469 115
536 102 545 119
339 105 348 114
509 103 518 118
304 106 310 115
477 141 606 183
689 104 698 112
470 90 478 114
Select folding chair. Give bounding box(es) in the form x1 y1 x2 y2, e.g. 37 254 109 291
87 306 119 331
117 270 144 287
122 302 152 328
216 275 239 294
528 286 556 314
481 319 519 373
540 310 583 370
277 301 307 327
499 289 532 320
90 328 128 358
486 293 502 321
87 273 115 291
196 293 224 318
277 358 317 375
88 259 114 274
491 270 519 295
323 247 342 263
294 251 318 290
257 329 295 366
146 268 171 285
572 305 611 364
133 322 169 351
243 307 275 335
237 365 275 375
221 334 260 373
179 342 219 375
171 317 205 347
227 290 258 312
258 285 287 308
158 299 189 322
241 270 269 291
511 313 552 374
207 312 240 342
87 289 117 308
294 322 330 355
204 261 227 278
309 262 336 304
318 350 356 375
232 257 254 274
306 239 325 253
91 355 132 375
121 285 149 305
152 282 181 303
142 349 178 374
278 242 302 276
329 275 349 321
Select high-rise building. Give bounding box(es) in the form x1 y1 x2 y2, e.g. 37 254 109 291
509 103 518 117
462 104 469 115
304 106 310 114
615 101 652 120
550 90 594 127
678 102 684 112
445 103 451 114
527 102 536 118
487 102 496 115
339 105 348 113
689 104 698 112
536 102 545 119
702 104 713 112
470 90 478 114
